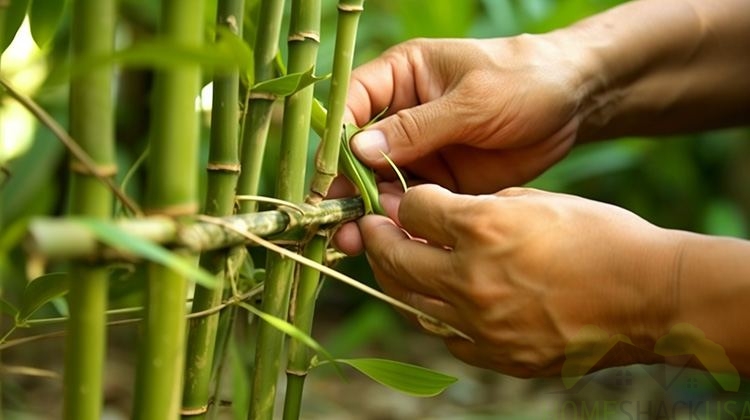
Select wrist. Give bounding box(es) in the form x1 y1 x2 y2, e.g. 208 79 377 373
622 226 684 352
655 230 750 375
559 0 750 141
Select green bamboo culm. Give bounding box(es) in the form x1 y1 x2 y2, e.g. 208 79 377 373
236 0 285 213
63 0 116 418
282 234 326 420
133 0 205 418
283 2 366 417
308 0 366 203
181 0 244 418
311 100 384 215
248 0 321 418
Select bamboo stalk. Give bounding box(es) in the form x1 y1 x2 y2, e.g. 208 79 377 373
182 0 244 417
27 197 364 260
63 0 116 418
236 0 285 213
132 0 205 418
308 0 366 203
282 234 326 420
249 0 321 418
284 3 365 415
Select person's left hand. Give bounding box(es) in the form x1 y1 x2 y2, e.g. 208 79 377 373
358 184 681 377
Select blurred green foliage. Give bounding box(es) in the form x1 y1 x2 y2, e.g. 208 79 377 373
0 0 748 416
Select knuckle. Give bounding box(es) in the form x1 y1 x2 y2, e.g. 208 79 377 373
448 196 501 240
496 186 536 197
390 109 424 150
398 184 437 223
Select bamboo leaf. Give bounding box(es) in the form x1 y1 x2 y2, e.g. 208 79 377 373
380 151 408 193
73 30 252 75
17 272 69 324
1 0 29 52
237 301 335 363
332 358 458 397
29 0 69 47
251 66 329 97
0 298 19 318
339 122 384 215
80 219 220 289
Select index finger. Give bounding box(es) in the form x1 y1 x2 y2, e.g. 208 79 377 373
346 45 421 126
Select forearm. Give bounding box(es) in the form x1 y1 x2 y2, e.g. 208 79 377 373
558 0 750 141
667 230 750 377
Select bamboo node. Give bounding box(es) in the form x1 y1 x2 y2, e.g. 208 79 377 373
206 162 241 173
69 161 118 177
288 31 321 43
144 202 198 217
225 15 239 33
285 368 309 377
305 192 325 206
337 4 364 12
248 92 277 101
180 405 209 416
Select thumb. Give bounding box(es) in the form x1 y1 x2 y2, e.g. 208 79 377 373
350 96 462 167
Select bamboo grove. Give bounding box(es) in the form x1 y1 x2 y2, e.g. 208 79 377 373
0 0 460 418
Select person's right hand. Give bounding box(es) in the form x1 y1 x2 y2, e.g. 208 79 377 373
345 35 592 194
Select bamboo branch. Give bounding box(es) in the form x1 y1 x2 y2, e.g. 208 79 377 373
198 216 473 342
0 77 141 216
27 197 365 260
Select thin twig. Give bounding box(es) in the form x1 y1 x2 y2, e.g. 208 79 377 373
0 364 61 379
235 195 305 215
197 215 474 342
0 77 142 216
188 284 264 319
0 288 264 350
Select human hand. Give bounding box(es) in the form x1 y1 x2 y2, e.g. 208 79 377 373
358 184 680 377
346 36 591 194
334 35 595 253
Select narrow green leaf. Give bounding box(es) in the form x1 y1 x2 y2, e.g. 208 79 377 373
0 298 19 318
81 219 219 289
380 151 408 193
332 358 458 397
339 123 384 215
237 301 336 365
17 272 69 323
29 0 69 47
73 32 252 75
251 67 329 97
1 0 30 53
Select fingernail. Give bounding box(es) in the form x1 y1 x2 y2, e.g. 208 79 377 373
352 130 389 162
